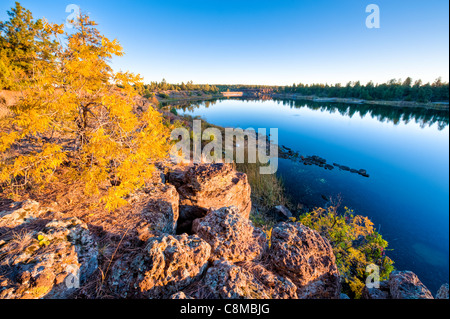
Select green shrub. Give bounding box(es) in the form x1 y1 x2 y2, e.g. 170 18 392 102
295 206 394 298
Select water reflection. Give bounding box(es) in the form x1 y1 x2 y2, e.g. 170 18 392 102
164 97 449 130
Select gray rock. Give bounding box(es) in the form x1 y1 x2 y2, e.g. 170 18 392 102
0 200 43 228
268 222 340 299
436 283 449 299
389 271 434 299
192 206 265 263
109 234 211 298
0 217 98 299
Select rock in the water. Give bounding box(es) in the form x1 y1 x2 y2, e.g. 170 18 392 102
388 271 434 299
436 283 449 299
0 200 44 228
0 217 98 299
192 206 265 263
268 222 340 299
200 260 297 299
109 234 210 298
168 163 252 233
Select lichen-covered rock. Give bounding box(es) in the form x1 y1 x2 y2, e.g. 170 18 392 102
0 200 44 228
0 217 98 299
168 163 252 233
109 234 210 298
192 206 265 263
200 260 297 299
388 271 434 299
136 184 179 240
268 222 340 299
361 280 390 299
436 283 449 299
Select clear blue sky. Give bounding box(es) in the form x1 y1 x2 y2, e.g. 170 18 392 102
1 0 449 85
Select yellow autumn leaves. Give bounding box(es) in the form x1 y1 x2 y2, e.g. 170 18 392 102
0 12 169 210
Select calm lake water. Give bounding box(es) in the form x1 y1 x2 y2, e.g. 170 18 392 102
171 98 449 293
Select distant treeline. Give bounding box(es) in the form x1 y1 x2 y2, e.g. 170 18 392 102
281 78 449 103
142 79 219 96
141 78 449 104
216 79 449 103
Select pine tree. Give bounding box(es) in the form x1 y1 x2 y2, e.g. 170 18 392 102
0 2 57 89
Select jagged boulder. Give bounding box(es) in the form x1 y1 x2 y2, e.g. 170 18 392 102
199 260 297 299
388 271 434 299
135 184 179 240
436 284 449 299
361 280 391 299
109 234 210 298
0 217 98 299
268 222 340 299
168 163 252 233
192 206 265 263
0 200 45 229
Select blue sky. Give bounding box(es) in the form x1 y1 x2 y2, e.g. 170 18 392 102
1 0 448 85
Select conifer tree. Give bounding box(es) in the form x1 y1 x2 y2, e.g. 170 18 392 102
0 2 57 89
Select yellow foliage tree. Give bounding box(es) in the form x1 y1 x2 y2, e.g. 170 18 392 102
0 13 169 210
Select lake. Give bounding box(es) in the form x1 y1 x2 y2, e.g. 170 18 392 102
170 98 449 293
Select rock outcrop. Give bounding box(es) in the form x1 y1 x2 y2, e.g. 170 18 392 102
388 271 434 299
2 163 440 301
361 280 391 299
168 163 252 233
198 259 297 299
135 184 179 240
362 271 436 299
436 283 449 299
192 206 265 263
267 222 340 299
0 217 98 299
109 234 210 298
0 200 44 229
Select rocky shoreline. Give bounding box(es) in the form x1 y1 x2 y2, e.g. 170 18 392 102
0 162 447 299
